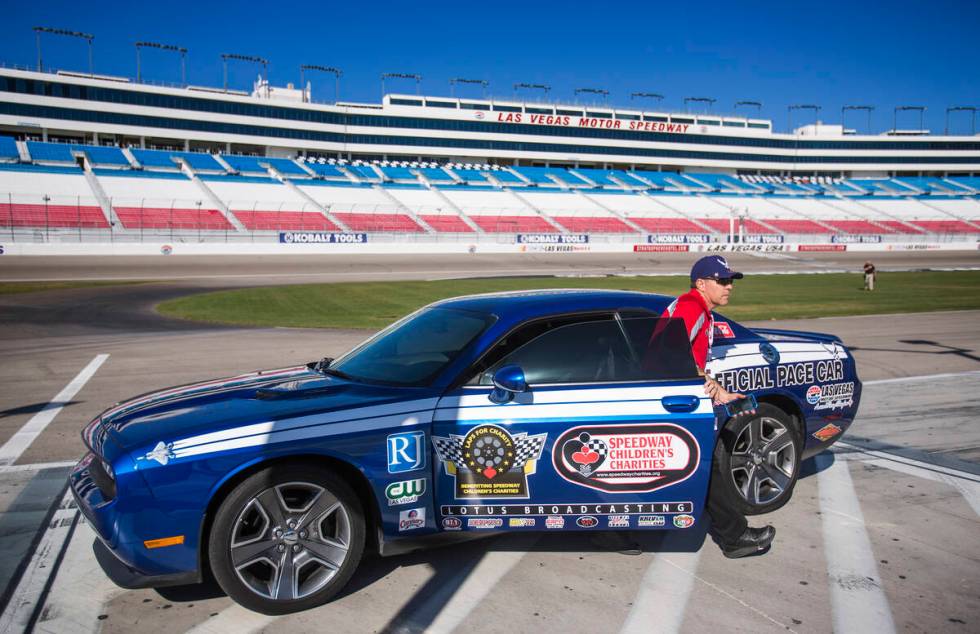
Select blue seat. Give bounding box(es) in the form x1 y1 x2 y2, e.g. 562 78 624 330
1 137 21 160
26 141 75 163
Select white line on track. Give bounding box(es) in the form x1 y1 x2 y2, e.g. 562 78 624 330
835 441 980 483
0 489 79 634
864 370 980 385
619 535 702 634
0 354 108 468
0 461 77 474
816 454 896 634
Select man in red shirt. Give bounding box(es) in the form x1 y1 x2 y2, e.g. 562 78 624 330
666 255 776 558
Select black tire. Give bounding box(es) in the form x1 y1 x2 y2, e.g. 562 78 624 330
208 463 365 615
714 403 802 516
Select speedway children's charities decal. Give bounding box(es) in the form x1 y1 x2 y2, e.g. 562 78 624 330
552 424 700 493
433 425 547 499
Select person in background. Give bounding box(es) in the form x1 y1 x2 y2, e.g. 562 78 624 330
863 261 877 291
662 255 776 558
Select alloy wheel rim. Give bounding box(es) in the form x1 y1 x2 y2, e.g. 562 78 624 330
729 416 796 506
230 481 351 601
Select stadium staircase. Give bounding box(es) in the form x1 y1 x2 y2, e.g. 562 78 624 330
176 158 247 232
15 140 31 162
574 190 645 234
266 166 351 232
79 157 120 228
568 170 598 188
213 155 235 174
416 179 482 234
120 148 142 169
638 191 715 234
371 185 436 234
501 189 567 233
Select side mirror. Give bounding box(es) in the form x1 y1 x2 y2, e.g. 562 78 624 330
489 364 527 403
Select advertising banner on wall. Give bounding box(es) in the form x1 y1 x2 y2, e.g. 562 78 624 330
831 235 882 244
280 232 368 244
516 234 589 244
647 235 710 244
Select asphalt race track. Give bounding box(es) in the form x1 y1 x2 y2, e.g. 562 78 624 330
0 250 978 633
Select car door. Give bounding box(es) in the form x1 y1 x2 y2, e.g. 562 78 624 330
432 312 716 533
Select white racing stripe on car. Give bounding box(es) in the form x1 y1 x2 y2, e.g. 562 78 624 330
816 454 896 634
0 489 79 633
443 384 708 408
172 413 429 460
433 398 714 423
0 354 108 467
170 398 440 451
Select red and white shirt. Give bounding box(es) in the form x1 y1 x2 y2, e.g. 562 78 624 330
661 288 714 372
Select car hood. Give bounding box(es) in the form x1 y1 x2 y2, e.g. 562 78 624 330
95 365 435 452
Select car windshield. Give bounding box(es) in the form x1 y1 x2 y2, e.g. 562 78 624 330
329 306 495 386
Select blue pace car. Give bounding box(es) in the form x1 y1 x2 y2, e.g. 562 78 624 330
71 289 861 614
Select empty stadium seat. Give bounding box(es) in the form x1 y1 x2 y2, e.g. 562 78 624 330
222 155 309 176
761 219 829 234
419 215 475 232
551 216 635 233
698 218 775 234
469 215 556 233
130 149 223 171
114 207 233 230
0 203 108 228
0 137 19 161
26 141 75 163
909 220 978 234
823 220 893 234
332 212 424 232
622 217 707 233
233 211 338 231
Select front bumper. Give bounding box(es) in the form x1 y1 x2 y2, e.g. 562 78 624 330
92 538 200 589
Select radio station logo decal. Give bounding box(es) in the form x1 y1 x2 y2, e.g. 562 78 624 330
467 518 504 529
673 514 695 529
385 478 426 506
442 517 462 530
552 424 699 493
508 518 536 528
545 516 565 529
607 515 630 528
433 425 546 499
576 516 599 528
638 515 666 527
713 321 735 339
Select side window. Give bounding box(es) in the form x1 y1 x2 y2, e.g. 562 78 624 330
480 317 633 385
467 313 700 386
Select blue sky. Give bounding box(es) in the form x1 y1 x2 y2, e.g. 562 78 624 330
3 0 978 133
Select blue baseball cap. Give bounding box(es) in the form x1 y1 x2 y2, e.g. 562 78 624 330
690 255 744 284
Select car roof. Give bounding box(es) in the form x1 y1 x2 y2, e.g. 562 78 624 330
434 288 674 320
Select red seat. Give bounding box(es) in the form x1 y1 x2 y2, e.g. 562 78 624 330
910 220 979 234
234 210 338 231
876 220 924 234
0 203 108 228
824 220 892 234
115 207 233 230
333 212 425 232
419 214 475 233
470 215 557 233
551 216 636 233
630 217 707 233
761 219 828 234
697 218 776 234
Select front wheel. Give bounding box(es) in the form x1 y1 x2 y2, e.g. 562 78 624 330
208 463 365 615
715 404 802 516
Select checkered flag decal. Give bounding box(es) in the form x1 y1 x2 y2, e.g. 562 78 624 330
513 432 547 466
432 435 464 465
580 437 608 459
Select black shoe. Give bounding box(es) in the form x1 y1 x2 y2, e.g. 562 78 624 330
721 525 775 559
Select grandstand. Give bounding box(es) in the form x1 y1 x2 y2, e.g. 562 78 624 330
0 65 977 247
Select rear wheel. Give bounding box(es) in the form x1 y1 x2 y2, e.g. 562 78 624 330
716 404 802 516
208 464 365 614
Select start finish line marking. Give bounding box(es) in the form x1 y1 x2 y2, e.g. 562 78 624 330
0 354 108 468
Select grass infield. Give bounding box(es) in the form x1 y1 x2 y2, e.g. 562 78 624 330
155 270 980 330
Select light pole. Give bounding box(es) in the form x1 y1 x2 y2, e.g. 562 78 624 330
33 26 94 75
221 53 268 94
684 97 716 113
788 104 821 133
842 105 874 134
734 100 762 115
135 41 187 85
945 106 977 135
513 83 550 99
449 78 489 99
381 72 422 98
574 87 609 104
631 92 664 107
894 105 925 133
300 65 342 103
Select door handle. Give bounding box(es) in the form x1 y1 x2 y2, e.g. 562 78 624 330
662 395 700 413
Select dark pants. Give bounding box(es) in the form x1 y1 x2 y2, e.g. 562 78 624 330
705 435 747 545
